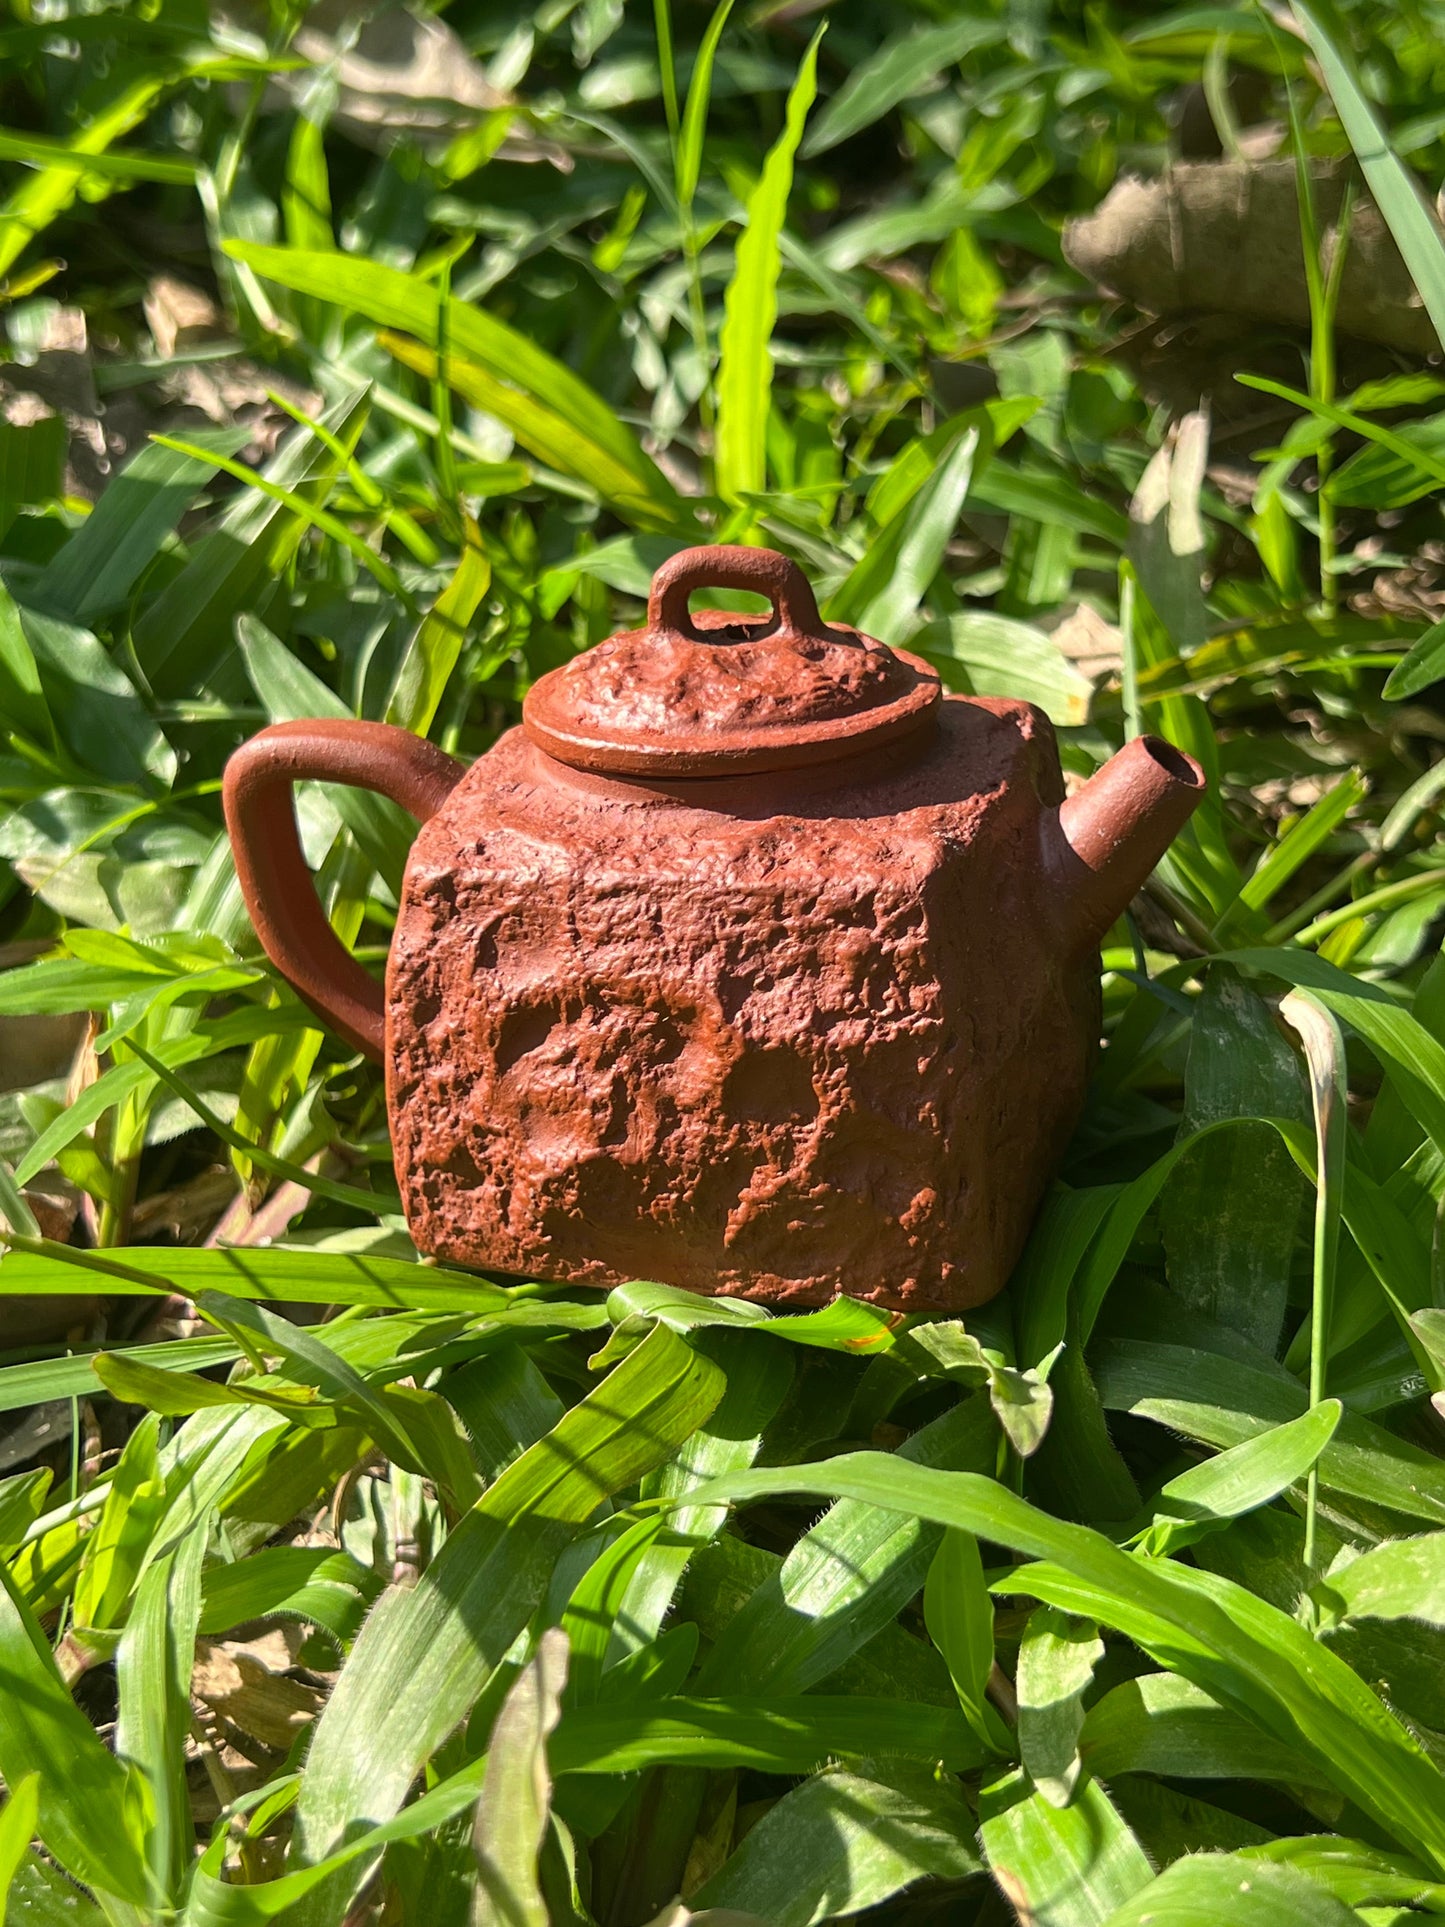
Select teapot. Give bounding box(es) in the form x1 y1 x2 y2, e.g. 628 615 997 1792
223 546 1203 1313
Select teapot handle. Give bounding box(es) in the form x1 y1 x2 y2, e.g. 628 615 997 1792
649 544 826 643
223 720 464 1062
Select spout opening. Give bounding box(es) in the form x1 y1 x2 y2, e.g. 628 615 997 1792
1137 734 1206 790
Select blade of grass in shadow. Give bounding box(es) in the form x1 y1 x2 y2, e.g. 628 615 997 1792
131 385 371 696
1279 990 1348 1572
802 15 1005 158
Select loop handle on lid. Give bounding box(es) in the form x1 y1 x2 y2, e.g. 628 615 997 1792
649 544 824 645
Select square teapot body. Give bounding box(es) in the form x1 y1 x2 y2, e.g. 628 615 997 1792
223 546 1203 1314
385 696 1097 1314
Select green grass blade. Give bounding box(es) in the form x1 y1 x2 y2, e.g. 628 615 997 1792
473 1628 568 1927
713 29 823 508
283 108 333 254
149 433 404 597
980 1772 1153 1926
1292 1 1445 353
653 0 679 144
676 0 734 209
1384 612 1445 699
181 1755 490 1925
606 1278 896 1353
827 427 980 641
0 129 195 183
692 1456 1445 1872
0 71 174 277
914 609 1094 725
126 1041 402 1216
199 1547 377 1645
1016 1610 1103 1808
0 1472 51 1558
551 1695 986 1776
1229 946 1445 1159
690 1766 981 1925
1093 1339 1445 1526
0 576 52 752
379 330 683 529
694 1394 995 1697
1280 990 1349 1569
131 385 371 695
1315 1531 1445 1629
803 15 1005 157
228 243 683 524
288 1325 724 1918
385 515 490 735
1145 1401 1342 1556
1099 1851 1362 1926
28 429 249 624
1238 769 1369 913
1157 967 1308 1356
0 1553 151 1904
1081 1672 1327 1788
0 1242 584 1316
0 1774 39 1919
19 603 174 788
923 1528 1011 1754
115 1518 207 1898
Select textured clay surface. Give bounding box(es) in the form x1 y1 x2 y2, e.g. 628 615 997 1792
386 696 1102 1313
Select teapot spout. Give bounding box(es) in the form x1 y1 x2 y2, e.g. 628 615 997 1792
1055 735 1206 950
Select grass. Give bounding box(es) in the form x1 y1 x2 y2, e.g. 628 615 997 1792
1 0 1445 1920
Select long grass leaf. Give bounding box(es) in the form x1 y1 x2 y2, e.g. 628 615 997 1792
1100 1851 1362 1925
714 30 823 507
0 1554 151 1903
691 1766 980 1924
473 1628 568 1927
827 427 979 642
693 1456 1445 1871
980 1773 1152 1926
0 72 173 277
1092 1339 1445 1526
0 1775 39 1918
1292 1 1445 352
0 1242 585 1316
676 0 734 209
289 1325 724 1919
228 243 682 524
803 15 1005 157
131 386 372 694
29 429 250 625
115 1519 207 1897
552 1695 985 1776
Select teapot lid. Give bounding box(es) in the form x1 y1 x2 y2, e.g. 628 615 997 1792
522 544 941 778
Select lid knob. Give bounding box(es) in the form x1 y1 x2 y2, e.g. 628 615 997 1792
524 544 940 779
649 544 823 646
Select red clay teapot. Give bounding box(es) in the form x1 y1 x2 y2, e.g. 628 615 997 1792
224 546 1203 1313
